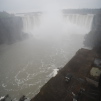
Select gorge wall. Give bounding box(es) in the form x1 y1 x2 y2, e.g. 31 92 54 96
0 12 23 44
84 14 101 48
0 12 41 44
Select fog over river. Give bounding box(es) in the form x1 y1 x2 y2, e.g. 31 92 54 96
0 12 93 100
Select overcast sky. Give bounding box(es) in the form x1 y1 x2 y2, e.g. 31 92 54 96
0 0 101 13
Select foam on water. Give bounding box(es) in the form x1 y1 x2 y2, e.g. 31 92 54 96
0 96 4 100
52 69 59 77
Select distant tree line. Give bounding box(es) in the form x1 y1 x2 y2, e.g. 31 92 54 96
0 11 27 44
62 8 101 14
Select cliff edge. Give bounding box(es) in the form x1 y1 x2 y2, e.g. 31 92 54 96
31 48 101 101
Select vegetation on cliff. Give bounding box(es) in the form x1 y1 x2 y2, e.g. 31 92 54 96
0 11 26 44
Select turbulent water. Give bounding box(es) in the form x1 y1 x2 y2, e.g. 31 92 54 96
0 12 93 100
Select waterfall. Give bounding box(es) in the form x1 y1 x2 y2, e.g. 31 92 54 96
64 14 94 31
20 14 41 34
15 13 94 34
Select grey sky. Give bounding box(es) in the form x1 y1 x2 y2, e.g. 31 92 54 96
0 0 101 13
